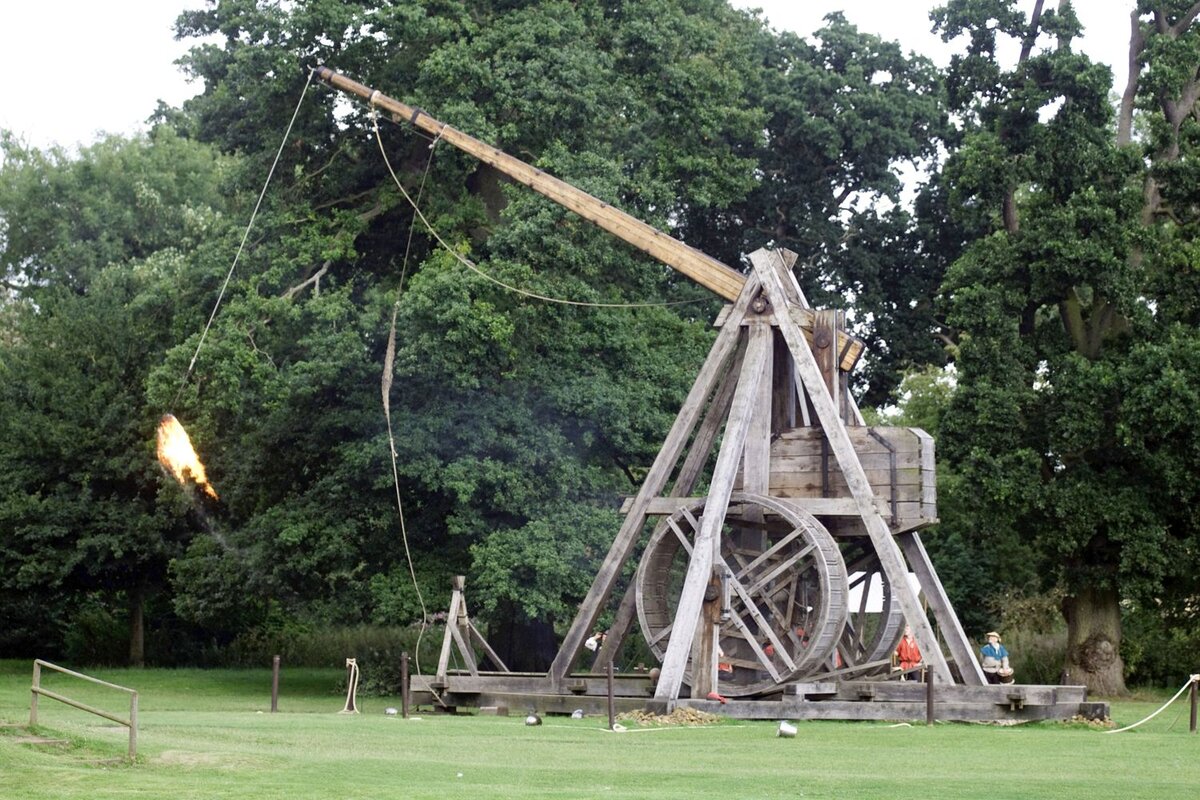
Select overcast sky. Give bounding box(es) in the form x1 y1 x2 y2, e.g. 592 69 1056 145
0 1 1137 152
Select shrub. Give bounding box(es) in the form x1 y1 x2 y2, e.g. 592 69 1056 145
1120 602 1200 688
986 588 1067 685
62 603 128 666
226 622 443 694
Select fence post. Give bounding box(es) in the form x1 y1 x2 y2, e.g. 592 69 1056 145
1190 678 1197 735
128 692 138 760
271 655 281 713
30 660 41 726
607 661 616 731
401 652 410 719
925 667 935 726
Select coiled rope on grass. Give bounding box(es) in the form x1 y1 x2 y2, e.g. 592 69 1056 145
1104 674 1199 734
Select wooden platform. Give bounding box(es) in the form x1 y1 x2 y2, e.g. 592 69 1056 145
410 672 1107 723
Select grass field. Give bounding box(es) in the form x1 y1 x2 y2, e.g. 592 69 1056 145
1 659 1197 799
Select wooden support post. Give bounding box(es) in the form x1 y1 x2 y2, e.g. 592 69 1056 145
607 661 616 731
1190 678 1197 734
749 248 953 684
592 349 747 672
813 310 841 416
898 531 986 685
401 652 410 718
128 692 138 760
271 655 280 712
926 667 934 726
550 278 760 688
30 660 40 726
655 316 772 701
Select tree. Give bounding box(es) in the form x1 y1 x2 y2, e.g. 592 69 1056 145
162 0 953 653
735 13 950 405
0 128 232 298
932 0 1200 693
0 130 232 664
161 0 773 644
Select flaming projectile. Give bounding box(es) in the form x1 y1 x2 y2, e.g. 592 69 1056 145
156 414 219 499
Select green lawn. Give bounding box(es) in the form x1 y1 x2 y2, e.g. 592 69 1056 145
0 659 1196 799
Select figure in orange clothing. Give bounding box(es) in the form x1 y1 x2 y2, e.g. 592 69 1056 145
895 625 922 679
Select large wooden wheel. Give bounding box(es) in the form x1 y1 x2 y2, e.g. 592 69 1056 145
635 493 848 697
838 546 906 672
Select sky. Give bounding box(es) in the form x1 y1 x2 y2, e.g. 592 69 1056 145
0 2 203 151
0 1 1137 151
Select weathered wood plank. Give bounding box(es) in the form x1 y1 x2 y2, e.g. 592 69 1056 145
770 449 924 471
412 673 653 697
711 699 1091 722
819 683 1082 705
621 491 933 526
750 249 954 685
655 315 773 701
548 278 759 685
768 472 926 497
898 530 987 685
436 590 463 680
623 495 876 517
743 322 774 497
772 428 927 458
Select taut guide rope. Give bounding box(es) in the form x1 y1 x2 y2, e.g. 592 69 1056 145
171 68 316 410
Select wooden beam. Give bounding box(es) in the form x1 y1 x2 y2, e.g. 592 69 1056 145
315 67 744 300
749 249 954 684
622 495 878 517
655 315 773 700
436 588 463 680
548 277 761 686
743 322 774 496
898 530 987 685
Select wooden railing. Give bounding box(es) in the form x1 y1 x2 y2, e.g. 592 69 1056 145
30 659 138 759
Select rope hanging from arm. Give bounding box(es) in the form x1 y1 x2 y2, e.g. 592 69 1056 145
367 108 703 310
170 68 316 409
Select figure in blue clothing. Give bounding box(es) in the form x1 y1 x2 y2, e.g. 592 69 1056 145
981 631 1014 684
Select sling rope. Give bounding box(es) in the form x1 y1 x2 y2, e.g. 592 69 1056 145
171 68 316 409
381 133 439 694
369 108 705 310
1104 674 1199 734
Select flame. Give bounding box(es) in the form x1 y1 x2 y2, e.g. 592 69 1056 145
156 414 219 499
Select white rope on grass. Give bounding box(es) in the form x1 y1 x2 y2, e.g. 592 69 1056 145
1104 674 1199 734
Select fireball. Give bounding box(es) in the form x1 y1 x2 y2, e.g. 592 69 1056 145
156 414 218 499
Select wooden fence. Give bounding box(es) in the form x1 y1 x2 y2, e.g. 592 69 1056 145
29 659 138 759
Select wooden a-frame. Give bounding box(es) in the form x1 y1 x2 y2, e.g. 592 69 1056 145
550 248 984 702
435 575 510 682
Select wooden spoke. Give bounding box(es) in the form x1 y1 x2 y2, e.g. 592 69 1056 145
635 492 848 697
835 547 904 675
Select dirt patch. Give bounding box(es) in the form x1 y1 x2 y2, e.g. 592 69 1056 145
14 736 71 747
1066 714 1114 729
617 708 720 726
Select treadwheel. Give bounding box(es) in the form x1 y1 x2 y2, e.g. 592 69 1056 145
635 493 848 697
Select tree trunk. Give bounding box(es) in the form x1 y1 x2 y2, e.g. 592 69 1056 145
129 586 145 668
1061 587 1126 696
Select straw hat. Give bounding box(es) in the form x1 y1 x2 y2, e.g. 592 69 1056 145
985 631 1001 641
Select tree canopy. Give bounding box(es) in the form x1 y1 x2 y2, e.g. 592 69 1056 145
1 1 1198 692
